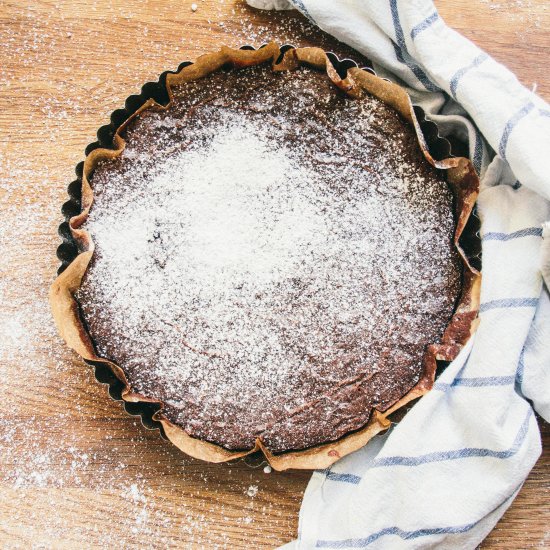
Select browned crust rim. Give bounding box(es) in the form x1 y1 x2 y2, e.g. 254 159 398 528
49 43 481 471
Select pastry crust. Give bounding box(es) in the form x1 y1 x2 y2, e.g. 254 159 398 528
50 43 480 470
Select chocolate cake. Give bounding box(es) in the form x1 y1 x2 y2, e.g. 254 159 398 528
51 45 480 468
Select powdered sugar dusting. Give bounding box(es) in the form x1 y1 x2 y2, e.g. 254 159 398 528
78 66 461 452
96 120 324 295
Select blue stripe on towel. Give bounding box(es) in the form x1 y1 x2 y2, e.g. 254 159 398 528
410 12 439 40
434 375 516 391
449 53 488 99
370 408 532 468
479 298 538 313
483 227 543 241
325 471 362 485
389 0 439 92
315 484 522 548
499 101 535 159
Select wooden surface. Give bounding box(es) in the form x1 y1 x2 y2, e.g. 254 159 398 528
0 0 548 548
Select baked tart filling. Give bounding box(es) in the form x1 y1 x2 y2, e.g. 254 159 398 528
51 44 480 469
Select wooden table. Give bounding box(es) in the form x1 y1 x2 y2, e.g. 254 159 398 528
0 1 548 547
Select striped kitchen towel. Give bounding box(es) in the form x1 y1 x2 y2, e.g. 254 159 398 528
247 1 550 548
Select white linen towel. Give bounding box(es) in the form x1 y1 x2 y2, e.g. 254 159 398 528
247 1 550 548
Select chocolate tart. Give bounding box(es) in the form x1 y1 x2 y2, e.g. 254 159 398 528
50 43 481 470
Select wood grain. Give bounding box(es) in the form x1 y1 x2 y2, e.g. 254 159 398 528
0 1 548 548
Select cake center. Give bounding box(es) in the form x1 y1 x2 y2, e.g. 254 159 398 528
78 66 461 452
150 119 325 289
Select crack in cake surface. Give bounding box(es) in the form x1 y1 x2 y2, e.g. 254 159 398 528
77 66 461 452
